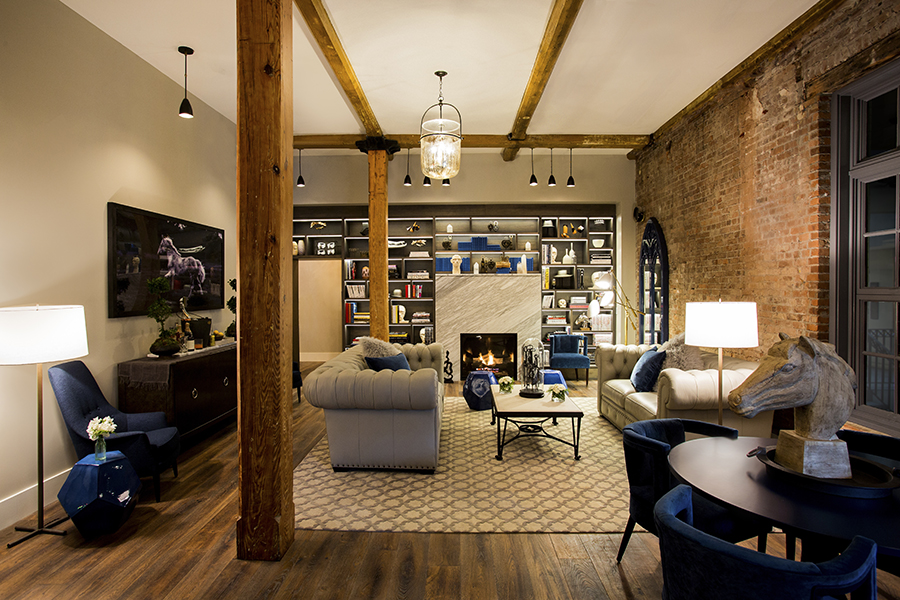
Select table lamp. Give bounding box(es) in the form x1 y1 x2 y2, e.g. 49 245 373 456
685 301 758 425
0 305 88 548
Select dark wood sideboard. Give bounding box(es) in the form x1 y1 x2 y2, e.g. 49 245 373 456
117 342 237 442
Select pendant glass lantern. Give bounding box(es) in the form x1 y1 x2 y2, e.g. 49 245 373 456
420 71 462 180
520 337 545 398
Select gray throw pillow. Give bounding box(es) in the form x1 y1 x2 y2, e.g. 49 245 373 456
659 333 704 371
356 336 400 357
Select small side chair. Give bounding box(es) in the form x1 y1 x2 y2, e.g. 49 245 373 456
548 334 591 383
654 485 878 600
49 360 180 502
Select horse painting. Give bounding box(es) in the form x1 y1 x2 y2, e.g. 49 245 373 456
158 236 206 298
729 334 857 440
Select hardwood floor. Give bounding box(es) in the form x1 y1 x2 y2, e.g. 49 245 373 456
1 372 898 599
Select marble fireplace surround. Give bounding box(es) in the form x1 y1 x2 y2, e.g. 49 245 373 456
435 274 541 382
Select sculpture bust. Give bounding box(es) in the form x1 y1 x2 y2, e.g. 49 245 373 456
450 254 462 275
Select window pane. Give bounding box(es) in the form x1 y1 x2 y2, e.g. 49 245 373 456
864 355 895 411
866 88 898 158
866 301 896 353
866 177 897 232
866 234 895 287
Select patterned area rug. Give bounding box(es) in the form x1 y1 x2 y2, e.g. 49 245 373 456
293 396 630 533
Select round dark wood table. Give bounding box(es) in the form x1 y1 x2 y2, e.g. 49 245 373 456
668 436 900 562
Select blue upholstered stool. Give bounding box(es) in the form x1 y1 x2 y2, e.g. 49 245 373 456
58 450 141 538
463 371 498 411
540 369 567 387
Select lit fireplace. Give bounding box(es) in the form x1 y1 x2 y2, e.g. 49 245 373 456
460 333 517 380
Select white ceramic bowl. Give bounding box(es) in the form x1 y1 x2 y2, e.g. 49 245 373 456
591 238 605 248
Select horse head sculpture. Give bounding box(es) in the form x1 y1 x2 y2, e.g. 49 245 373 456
729 334 857 440
157 236 206 297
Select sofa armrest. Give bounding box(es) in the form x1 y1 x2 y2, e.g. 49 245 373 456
595 343 656 387
305 366 441 411
657 366 757 413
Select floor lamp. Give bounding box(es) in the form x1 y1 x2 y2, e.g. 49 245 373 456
0 305 88 548
685 301 758 425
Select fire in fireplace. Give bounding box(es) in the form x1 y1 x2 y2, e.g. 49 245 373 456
460 333 517 380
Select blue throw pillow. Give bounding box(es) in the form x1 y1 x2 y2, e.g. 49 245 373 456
365 353 411 372
630 349 667 393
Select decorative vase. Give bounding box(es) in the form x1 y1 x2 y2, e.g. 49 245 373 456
95 437 107 461
551 390 566 403
499 381 513 394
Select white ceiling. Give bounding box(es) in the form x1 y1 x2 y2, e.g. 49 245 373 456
60 0 819 150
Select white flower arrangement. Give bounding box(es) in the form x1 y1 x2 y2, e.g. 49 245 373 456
548 383 567 395
87 416 117 441
498 376 514 393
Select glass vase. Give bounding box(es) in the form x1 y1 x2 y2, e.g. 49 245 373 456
551 390 566 403
94 437 107 461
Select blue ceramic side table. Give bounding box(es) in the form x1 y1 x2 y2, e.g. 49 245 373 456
57 450 142 538
463 371 498 411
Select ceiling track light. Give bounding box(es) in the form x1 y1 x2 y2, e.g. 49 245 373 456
420 71 463 180
529 148 538 186
296 149 305 187
423 176 432 187
567 148 575 187
178 46 194 119
548 148 556 187
403 148 412 186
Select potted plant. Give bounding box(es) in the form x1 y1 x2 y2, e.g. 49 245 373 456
147 276 181 356
225 278 237 338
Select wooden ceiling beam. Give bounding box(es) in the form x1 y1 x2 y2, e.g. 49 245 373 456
501 0 585 162
293 133 649 150
293 0 382 137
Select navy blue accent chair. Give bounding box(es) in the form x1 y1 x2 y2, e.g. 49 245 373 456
48 360 180 502
655 485 878 600
548 334 591 383
617 418 771 562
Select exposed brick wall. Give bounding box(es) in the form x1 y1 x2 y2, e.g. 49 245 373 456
633 0 900 360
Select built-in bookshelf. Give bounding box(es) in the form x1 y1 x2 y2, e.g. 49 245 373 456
293 205 617 355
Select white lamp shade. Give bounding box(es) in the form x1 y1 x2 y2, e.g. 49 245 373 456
588 299 601 318
685 301 758 349
0 305 89 365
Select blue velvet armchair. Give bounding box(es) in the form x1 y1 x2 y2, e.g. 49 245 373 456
617 418 770 562
548 334 591 383
48 360 180 502
654 485 878 600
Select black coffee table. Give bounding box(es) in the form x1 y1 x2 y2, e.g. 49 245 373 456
490 386 583 460
668 436 900 562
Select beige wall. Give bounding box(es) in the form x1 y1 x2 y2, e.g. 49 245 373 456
0 0 236 528
296 259 343 360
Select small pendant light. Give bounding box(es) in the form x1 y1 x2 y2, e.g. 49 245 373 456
566 148 575 188
296 149 305 187
442 178 450 187
548 148 556 187
423 176 432 187
529 148 538 186
403 148 412 186
178 46 194 119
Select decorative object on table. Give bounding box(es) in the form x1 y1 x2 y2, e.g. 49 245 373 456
562 245 576 264
685 300 758 427
443 350 454 383
310 221 326 230
57 451 142 539
411 239 427 247
578 268 585 289
501 236 513 249
0 305 89 548
574 313 591 331
561 224 570 238
558 298 568 308
575 225 585 237
498 376 514 394
361 265 370 279
359 221 369 236
292 241 299 256
49 360 181 502
442 237 452 250
517 254 528 274
406 221 420 232
488 220 500 232
473 261 480 274
463 371 497 411
225 278 237 338
525 241 532 252
731 334 857 479
542 220 557 238
592 238 605 248
387 240 407 248
87 416 116 461
497 253 511 270
520 337 545 398
450 254 463 275
550 245 559 264
146 277 181 356
420 71 462 180
297 239 306 255
549 383 567 402
392 289 402 298
108 204 225 318
446 224 453 233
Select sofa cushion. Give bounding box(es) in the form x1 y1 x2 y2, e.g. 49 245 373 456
357 336 401 357
603 378 637 408
624 392 658 422
630 349 667 392
365 353 411 372
660 333 703 371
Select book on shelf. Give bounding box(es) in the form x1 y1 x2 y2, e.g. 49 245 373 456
344 301 358 324
408 251 430 258
352 311 370 323
569 304 589 310
345 283 367 299
404 283 425 298
407 270 430 279
388 264 400 279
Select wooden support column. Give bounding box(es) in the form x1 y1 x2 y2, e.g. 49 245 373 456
368 150 389 341
235 0 294 560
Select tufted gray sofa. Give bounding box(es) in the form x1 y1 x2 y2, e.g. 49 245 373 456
304 342 444 472
595 343 774 437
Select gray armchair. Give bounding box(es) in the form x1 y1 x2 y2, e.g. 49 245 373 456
48 360 180 502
